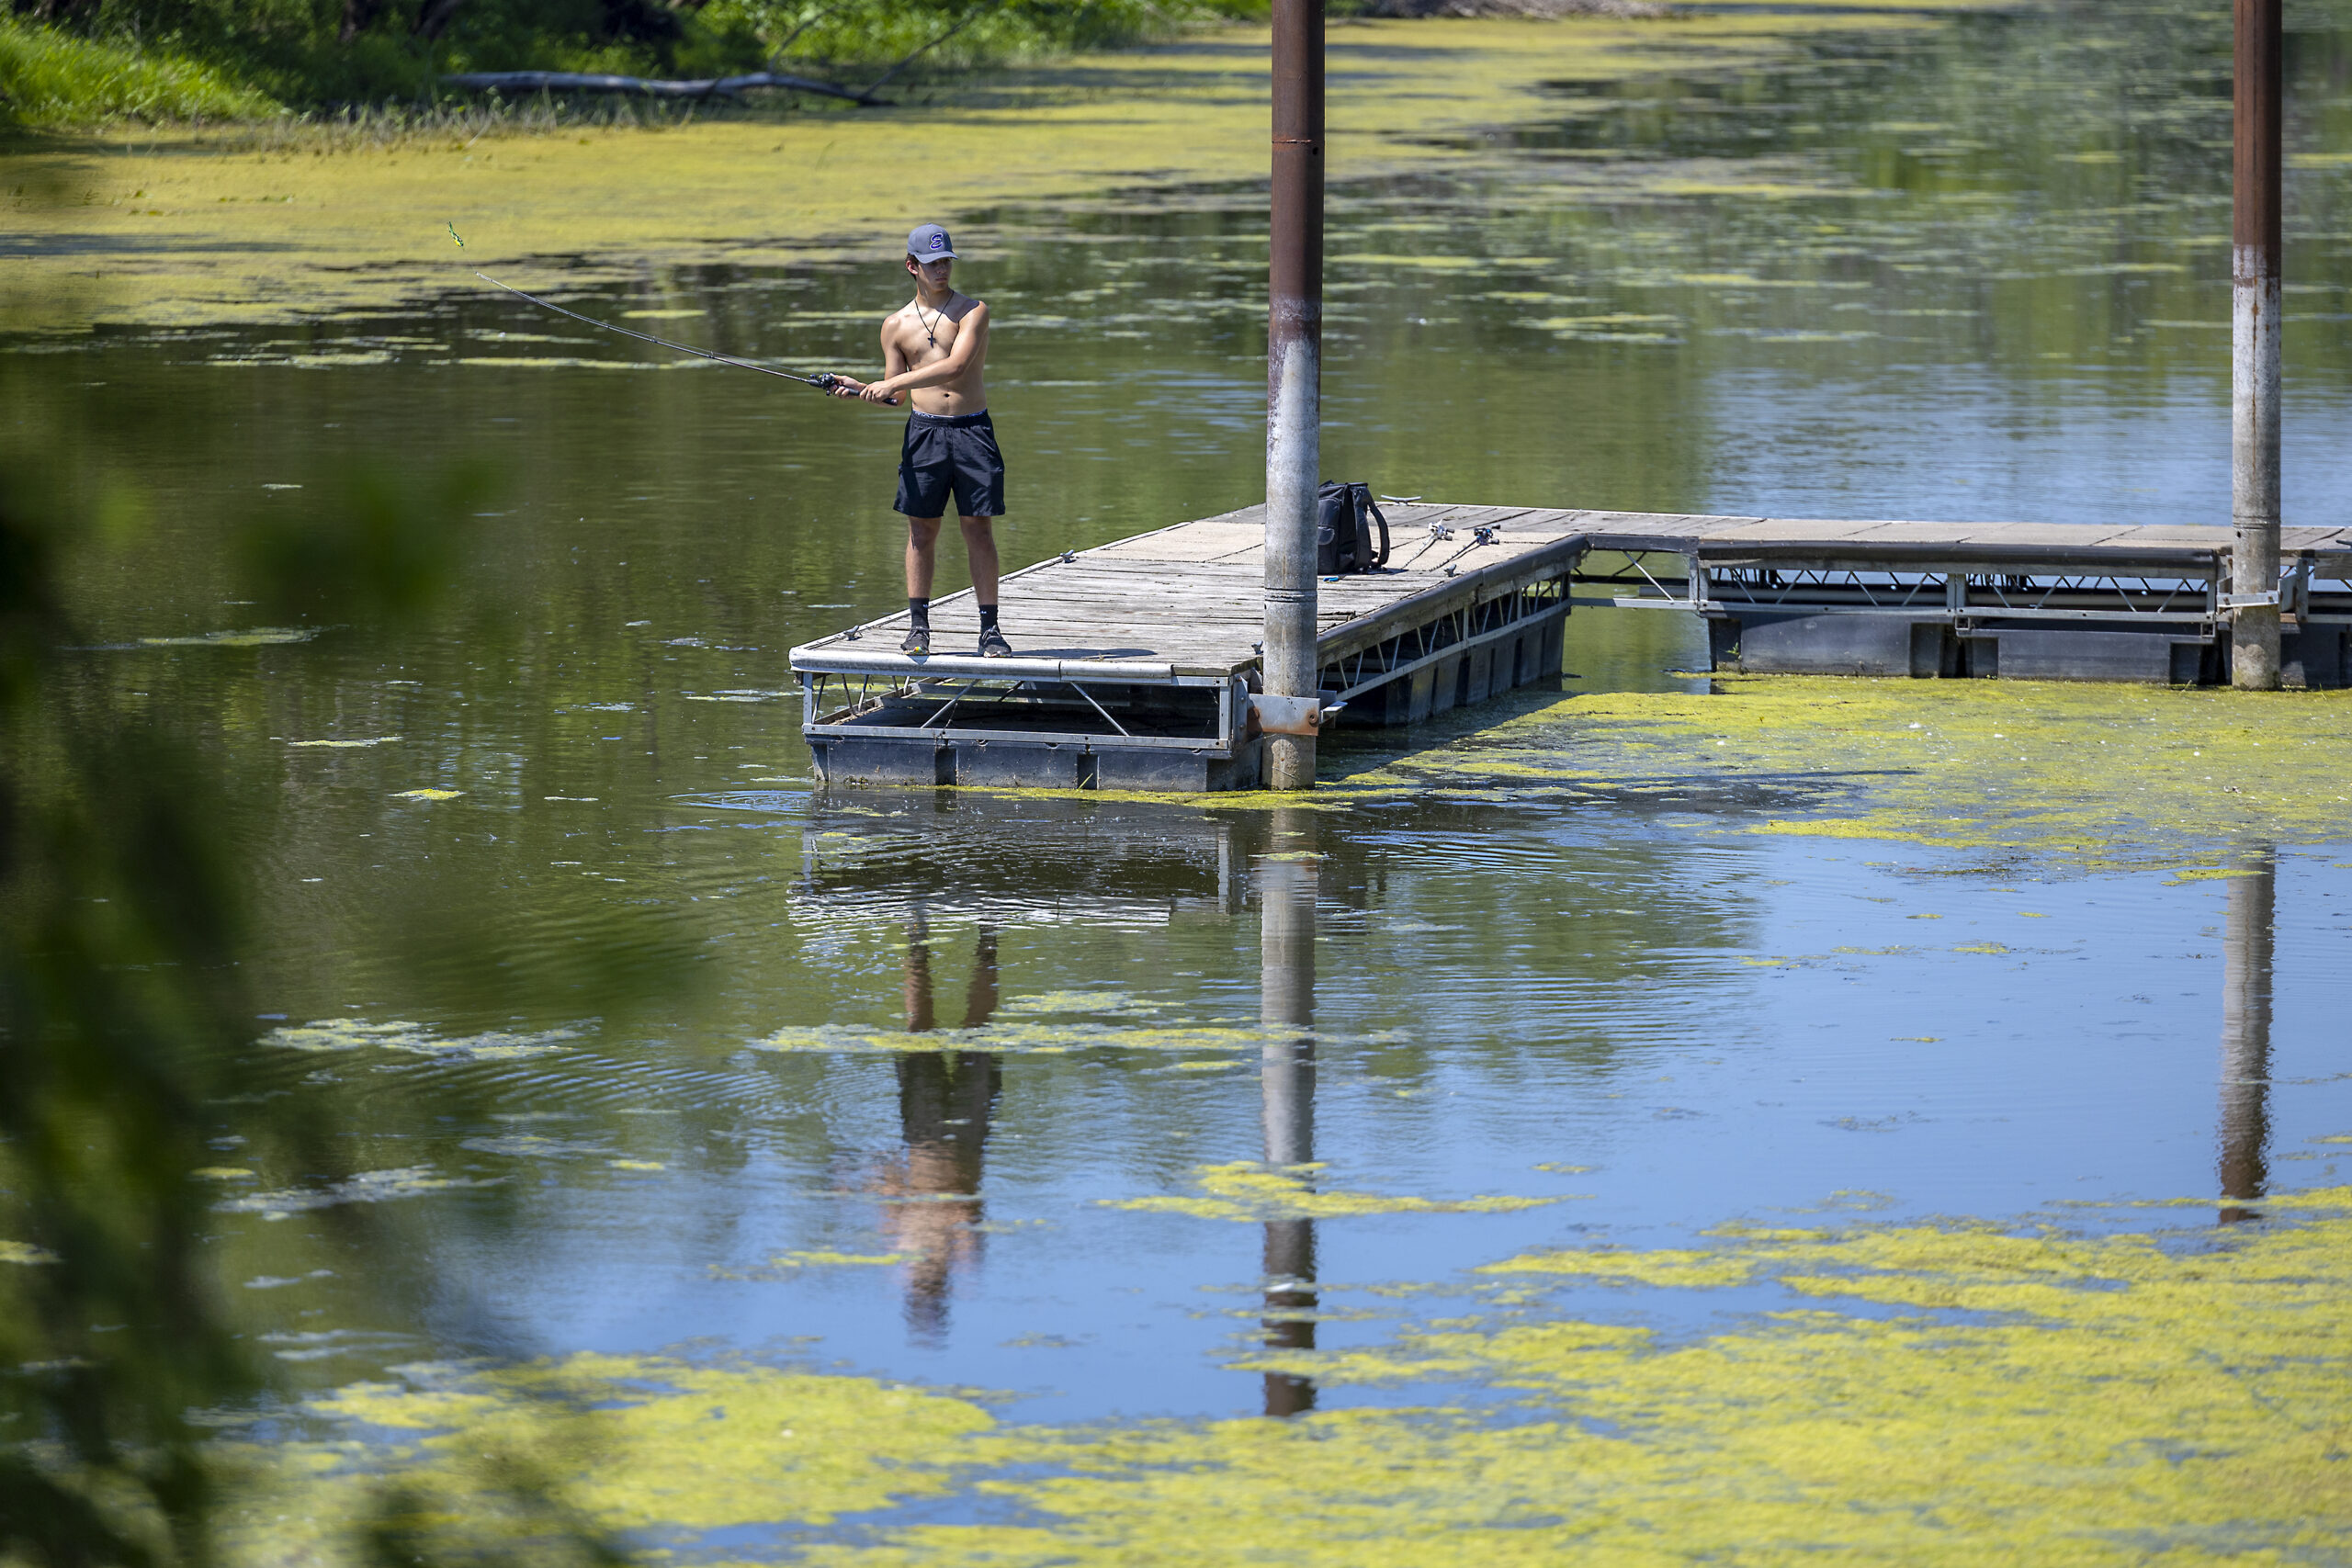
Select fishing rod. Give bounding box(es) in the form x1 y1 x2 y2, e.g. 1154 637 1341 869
475 273 897 404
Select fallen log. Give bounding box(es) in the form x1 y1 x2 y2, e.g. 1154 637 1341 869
439 70 880 105
1357 0 1670 13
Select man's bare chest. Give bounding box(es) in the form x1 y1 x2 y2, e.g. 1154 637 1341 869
892 307 964 363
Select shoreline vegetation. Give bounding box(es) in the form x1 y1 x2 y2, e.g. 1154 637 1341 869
4 5 1997 333
0 0 2011 130
0 0 1672 130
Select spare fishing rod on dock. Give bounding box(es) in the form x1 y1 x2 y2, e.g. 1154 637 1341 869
475 273 898 403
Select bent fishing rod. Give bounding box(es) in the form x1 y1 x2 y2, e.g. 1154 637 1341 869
475 272 897 404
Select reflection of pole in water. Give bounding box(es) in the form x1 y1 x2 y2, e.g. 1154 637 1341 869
1260 807 1317 1417
2219 855 2275 1224
883 913 1003 1343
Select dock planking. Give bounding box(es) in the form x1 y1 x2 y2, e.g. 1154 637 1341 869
792 502 1583 678
787 503 2352 791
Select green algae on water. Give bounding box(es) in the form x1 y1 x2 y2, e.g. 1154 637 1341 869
821 1190 2352 1565
216 1184 2352 1566
710 1249 917 1280
221 1352 995 1568
1103 1161 1562 1222
138 626 315 648
1354 677 2352 863
997 989 1158 1015
216 1167 498 1219
263 1018 583 1059
1476 1244 1759 1289
6 11 1964 333
752 1018 1268 1056
458 1134 612 1160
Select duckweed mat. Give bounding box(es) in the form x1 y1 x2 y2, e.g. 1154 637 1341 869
1346 677 2352 864
217 1181 2352 1565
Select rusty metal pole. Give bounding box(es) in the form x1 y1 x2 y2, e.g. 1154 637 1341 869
2232 0 2284 688
1263 0 1325 788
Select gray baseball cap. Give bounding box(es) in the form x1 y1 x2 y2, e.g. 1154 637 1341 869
907 223 957 260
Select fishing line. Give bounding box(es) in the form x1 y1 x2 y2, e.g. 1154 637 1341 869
476 273 896 402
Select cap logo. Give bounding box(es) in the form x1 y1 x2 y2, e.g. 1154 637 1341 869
929 235 947 251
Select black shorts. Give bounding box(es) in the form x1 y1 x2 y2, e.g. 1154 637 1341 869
895 410 1006 519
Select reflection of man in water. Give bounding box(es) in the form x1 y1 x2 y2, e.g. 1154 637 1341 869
874 911 1003 1342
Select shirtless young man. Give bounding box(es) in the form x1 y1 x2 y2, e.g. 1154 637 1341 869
829 222 1010 658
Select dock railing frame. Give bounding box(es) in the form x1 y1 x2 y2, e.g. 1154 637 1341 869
1574 547 2344 635
1317 578 1569 700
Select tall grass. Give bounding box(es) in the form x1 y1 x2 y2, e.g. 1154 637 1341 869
0 17 277 127
235 92 741 152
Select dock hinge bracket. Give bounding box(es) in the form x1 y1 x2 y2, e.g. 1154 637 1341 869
1248 692 1345 737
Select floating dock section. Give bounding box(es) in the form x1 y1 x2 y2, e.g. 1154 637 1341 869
790 502 1574 790
790 504 2352 792
1578 513 2352 686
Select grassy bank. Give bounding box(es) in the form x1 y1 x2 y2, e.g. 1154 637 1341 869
0 16 277 127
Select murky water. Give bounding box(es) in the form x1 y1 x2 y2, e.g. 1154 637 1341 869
14 0 2352 1455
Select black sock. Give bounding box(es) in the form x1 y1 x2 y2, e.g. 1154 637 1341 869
978 604 1000 632
908 596 930 629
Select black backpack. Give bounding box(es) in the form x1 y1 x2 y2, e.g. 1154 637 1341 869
1316 481 1391 575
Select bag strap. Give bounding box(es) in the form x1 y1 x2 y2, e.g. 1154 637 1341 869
1359 486 1390 568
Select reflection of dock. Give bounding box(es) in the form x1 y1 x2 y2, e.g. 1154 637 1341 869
788 505 2352 793
795 798 1242 927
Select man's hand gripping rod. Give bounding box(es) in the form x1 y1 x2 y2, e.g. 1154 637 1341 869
476 273 896 403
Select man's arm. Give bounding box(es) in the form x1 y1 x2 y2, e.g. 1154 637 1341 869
862 301 988 402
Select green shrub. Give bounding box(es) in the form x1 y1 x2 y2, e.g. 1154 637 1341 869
1 0 1270 119
0 16 278 125
696 0 1266 76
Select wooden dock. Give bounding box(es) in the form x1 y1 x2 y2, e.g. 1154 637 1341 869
789 503 2352 792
